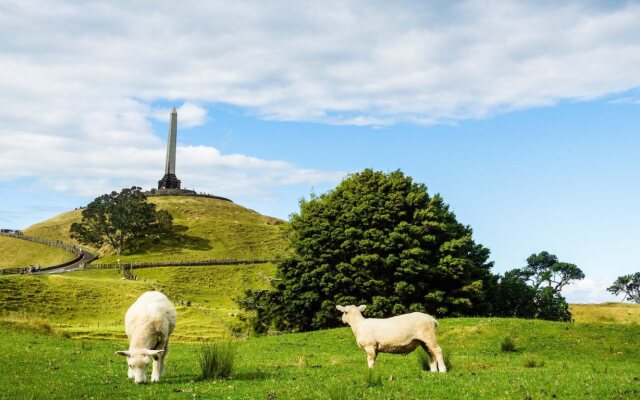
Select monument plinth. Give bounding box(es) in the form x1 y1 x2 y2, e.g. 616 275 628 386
152 107 195 195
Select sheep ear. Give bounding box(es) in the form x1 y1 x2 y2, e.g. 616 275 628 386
115 351 131 357
336 305 345 312
357 305 367 312
146 349 164 360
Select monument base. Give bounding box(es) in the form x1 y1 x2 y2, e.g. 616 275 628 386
147 188 197 196
144 188 233 203
158 173 181 190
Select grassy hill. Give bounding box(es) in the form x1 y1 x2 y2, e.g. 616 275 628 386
0 264 276 340
570 302 640 324
23 195 288 264
1 315 639 399
0 236 76 270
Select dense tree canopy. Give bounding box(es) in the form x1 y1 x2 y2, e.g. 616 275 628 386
240 169 496 332
607 273 640 303
70 187 172 255
494 251 583 321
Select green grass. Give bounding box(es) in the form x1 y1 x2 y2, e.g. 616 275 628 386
23 196 288 264
571 302 640 324
0 264 276 340
0 236 76 269
1 318 639 399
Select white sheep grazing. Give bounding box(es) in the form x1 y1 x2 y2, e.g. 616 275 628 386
116 291 177 383
336 305 446 372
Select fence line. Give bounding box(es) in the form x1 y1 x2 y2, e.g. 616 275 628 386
0 232 95 274
86 258 275 271
0 232 87 256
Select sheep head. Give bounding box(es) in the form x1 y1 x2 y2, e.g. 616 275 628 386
336 304 366 325
116 349 164 383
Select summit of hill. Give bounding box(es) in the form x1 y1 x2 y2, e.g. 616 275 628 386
24 195 288 264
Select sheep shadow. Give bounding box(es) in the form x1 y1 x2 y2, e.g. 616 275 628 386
232 370 273 381
160 369 272 385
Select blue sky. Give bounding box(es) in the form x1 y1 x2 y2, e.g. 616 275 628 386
1 1 639 302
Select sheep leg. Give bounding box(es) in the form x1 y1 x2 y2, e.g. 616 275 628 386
151 341 167 382
159 341 169 378
364 346 377 368
425 340 446 373
151 358 161 382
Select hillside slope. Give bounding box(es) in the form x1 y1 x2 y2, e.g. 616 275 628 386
24 195 288 263
0 264 276 340
570 302 640 324
0 236 76 270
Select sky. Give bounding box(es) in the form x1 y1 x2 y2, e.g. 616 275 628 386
1 1 639 303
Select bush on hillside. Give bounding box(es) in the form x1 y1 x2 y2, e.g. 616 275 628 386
239 169 496 332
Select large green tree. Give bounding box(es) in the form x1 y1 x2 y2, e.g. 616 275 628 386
70 186 172 255
608 273 640 303
240 169 496 332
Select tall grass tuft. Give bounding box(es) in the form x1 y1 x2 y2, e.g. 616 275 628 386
443 348 453 371
523 356 545 368
198 340 237 380
501 336 517 352
416 348 431 372
365 369 383 388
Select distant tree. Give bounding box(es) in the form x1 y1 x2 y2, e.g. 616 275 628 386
493 269 537 319
607 273 640 303
535 286 571 322
494 251 583 321
239 169 496 333
519 251 585 291
70 187 172 255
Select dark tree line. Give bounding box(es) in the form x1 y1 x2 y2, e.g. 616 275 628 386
240 169 584 333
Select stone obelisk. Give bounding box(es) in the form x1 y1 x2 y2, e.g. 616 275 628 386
158 107 182 190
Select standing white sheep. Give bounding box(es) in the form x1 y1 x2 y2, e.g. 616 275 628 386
336 305 446 372
116 291 177 383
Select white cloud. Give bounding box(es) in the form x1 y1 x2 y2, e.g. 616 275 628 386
562 277 619 304
1 1 640 198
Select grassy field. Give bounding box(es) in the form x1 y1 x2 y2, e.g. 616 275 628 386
23 196 288 264
0 265 276 340
1 316 639 399
0 236 76 270
1 263 639 398
570 303 640 324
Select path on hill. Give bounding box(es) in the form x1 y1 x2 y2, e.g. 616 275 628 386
0 232 96 275
34 250 97 274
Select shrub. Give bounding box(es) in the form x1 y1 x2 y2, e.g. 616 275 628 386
198 340 237 380
501 336 517 352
